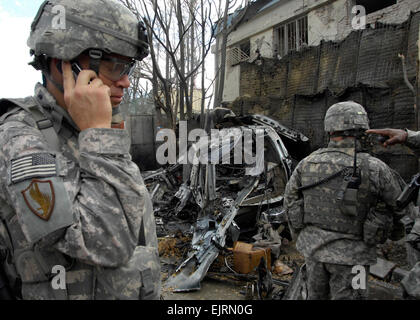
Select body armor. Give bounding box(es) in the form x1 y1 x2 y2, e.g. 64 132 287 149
300 148 373 236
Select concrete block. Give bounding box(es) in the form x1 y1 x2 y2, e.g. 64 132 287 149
368 280 403 300
370 258 397 279
391 267 410 282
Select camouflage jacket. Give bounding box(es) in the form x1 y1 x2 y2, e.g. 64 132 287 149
284 139 404 265
406 129 420 150
0 83 160 299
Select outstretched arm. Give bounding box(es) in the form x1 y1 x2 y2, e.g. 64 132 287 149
366 128 407 147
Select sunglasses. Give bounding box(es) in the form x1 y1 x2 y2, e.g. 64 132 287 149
99 56 136 81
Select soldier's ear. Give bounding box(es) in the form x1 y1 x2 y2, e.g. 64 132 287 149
52 58 63 74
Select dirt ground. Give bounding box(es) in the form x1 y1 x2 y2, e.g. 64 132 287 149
158 233 408 300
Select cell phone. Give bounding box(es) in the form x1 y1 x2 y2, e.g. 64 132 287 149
71 62 82 80
56 61 82 81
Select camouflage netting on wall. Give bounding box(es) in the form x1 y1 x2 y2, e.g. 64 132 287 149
239 12 419 100
232 12 420 179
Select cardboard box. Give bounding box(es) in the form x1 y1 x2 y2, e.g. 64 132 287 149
233 241 271 274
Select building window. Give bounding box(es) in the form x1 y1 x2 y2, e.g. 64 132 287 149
275 16 308 58
227 40 250 66
355 0 397 15
239 41 251 57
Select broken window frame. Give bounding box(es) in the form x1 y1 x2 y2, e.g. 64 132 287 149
240 40 251 57
227 39 251 66
274 15 308 59
355 0 397 15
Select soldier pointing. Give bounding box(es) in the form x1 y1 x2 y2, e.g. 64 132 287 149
367 127 420 299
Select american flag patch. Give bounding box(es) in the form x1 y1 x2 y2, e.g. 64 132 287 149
11 153 57 184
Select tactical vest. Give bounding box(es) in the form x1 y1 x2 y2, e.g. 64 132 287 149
299 148 373 236
0 97 160 300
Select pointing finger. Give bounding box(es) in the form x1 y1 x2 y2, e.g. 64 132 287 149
366 129 389 136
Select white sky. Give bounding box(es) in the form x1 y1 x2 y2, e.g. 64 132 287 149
0 1 44 97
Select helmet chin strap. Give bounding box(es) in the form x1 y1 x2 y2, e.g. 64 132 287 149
43 70 64 93
88 49 103 75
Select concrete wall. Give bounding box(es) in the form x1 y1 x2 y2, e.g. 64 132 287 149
226 0 332 49
309 0 350 44
217 0 333 103
250 29 273 59
223 60 241 102
336 0 420 40
223 28 274 102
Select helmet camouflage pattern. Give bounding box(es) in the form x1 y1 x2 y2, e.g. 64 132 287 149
28 0 149 63
324 101 370 132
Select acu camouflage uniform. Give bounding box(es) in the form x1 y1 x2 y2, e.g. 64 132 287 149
284 102 405 300
399 130 420 299
0 0 160 300
0 84 161 300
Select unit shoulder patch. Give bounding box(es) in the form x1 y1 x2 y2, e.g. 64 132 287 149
21 179 55 221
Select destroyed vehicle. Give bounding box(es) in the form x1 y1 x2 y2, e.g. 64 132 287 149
143 110 310 291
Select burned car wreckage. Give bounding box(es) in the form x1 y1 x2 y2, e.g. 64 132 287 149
142 109 310 293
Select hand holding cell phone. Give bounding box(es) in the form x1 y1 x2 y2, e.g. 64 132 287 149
57 61 82 82
71 62 82 80
61 61 112 131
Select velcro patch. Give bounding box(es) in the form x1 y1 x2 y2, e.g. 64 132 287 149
11 153 57 184
21 179 55 221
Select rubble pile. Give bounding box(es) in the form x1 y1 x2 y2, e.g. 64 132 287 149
142 111 310 297
143 110 414 300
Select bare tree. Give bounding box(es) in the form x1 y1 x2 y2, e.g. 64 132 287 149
119 0 216 128
119 0 246 128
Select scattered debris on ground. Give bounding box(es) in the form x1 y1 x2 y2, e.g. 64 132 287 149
143 110 414 300
144 111 309 295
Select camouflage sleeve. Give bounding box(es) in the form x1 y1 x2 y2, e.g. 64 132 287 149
0 116 147 268
368 157 406 216
284 161 305 236
405 129 420 149
53 128 148 266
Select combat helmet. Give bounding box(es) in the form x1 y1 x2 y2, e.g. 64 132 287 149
28 0 149 76
324 101 370 134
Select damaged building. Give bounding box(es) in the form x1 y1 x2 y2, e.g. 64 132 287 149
214 0 420 104
213 0 420 181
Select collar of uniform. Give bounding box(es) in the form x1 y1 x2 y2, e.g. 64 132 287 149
327 138 361 151
34 83 80 134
